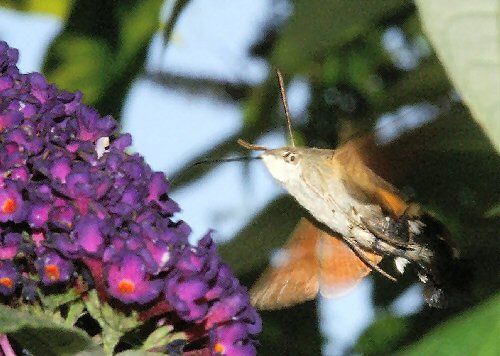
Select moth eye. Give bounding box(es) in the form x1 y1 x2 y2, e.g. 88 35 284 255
283 151 298 164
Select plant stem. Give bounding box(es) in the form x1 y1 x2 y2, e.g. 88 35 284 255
0 334 16 356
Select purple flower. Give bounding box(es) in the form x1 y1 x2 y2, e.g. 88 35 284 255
10 166 29 183
0 75 13 91
50 156 72 183
205 264 236 301
0 181 25 223
235 304 262 336
74 216 105 255
29 73 51 104
164 233 261 352
28 202 51 228
147 172 179 214
211 322 258 356
106 253 162 304
144 239 172 273
0 110 22 131
75 106 116 142
0 260 18 296
48 204 76 230
0 40 261 353
0 41 18 69
166 275 209 321
0 232 22 259
205 292 249 328
36 250 74 285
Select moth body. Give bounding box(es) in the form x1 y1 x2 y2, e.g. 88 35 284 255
261 146 405 258
253 141 463 309
236 71 463 310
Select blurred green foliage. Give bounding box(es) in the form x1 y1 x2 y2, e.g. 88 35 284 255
0 0 73 19
396 293 500 356
1 1 498 355
42 0 164 119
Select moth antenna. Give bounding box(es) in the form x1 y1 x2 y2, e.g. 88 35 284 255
237 139 268 151
276 69 295 147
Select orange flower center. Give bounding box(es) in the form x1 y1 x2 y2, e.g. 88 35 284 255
45 264 60 281
118 279 136 294
0 277 13 289
1 198 16 214
213 342 225 354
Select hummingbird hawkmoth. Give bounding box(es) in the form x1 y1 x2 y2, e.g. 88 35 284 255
240 71 465 310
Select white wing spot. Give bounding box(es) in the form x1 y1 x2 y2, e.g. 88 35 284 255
394 257 410 274
408 220 425 235
417 272 428 283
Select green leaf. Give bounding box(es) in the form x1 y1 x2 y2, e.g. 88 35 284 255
84 290 141 354
0 0 72 19
397 293 500 355
272 0 410 72
484 203 500 218
140 324 186 351
44 36 113 105
140 325 173 351
43 0 164 120
40 285 82 311
65 301 86 327
0 304 103 356
416 0 500 151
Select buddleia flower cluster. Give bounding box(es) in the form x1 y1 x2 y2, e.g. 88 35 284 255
0 41 261 355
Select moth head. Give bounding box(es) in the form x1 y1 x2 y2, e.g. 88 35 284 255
261 147 303 184
236 139 305 185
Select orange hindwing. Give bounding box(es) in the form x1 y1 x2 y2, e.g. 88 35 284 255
250 218 382 310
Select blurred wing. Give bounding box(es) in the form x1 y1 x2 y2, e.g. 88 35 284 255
374 187 408 218
250 217 384 309
250 218 320 310
318 230 383 298
334 139 409 218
